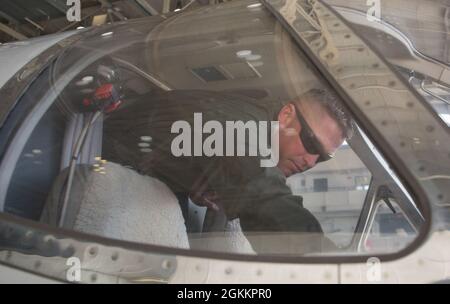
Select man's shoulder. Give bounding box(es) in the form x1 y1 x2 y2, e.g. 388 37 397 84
161 89 277 121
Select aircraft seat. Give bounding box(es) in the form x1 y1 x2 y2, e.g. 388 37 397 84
41 162 190 249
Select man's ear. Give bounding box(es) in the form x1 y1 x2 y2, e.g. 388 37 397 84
278 104 296 129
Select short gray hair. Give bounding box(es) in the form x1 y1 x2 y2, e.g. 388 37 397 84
298 88 355 140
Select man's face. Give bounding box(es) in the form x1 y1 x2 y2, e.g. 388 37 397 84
277 101 345 177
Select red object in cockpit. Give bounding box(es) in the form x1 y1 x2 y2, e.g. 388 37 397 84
82 83 122 113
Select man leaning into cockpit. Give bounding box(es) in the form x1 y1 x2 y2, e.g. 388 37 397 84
113 88 354 254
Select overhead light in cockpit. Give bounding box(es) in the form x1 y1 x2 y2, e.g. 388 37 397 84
76 76 94 86
236 50 262 63
236 50 252 59
101 32 114 37
245 54 262 61
140 136 153 142
138 143 151 148
247 3 262 9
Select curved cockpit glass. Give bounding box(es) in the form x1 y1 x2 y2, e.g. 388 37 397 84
0 0 428 258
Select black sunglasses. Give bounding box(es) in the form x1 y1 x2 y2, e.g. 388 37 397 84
293 105 334 163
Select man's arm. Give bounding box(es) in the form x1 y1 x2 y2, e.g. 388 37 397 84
219 167 335 255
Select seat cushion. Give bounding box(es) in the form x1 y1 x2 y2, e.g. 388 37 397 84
42 162 190 249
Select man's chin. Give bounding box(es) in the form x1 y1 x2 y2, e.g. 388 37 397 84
279 167 300 177
280 166 312 177
277 166 290 177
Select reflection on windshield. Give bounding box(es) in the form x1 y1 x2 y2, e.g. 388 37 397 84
0 0 425 260
324 0 450 65
320 0 450 127
407 71 450 127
